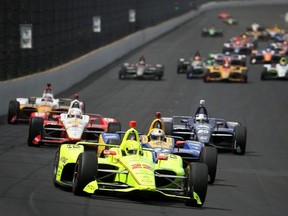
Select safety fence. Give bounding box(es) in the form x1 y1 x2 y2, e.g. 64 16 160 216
0 0 213 81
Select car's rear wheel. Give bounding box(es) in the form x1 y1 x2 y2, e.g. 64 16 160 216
107 122 121 133
7 100 20 124
184 162 208 207
72 152 98 196
27 117 44 147
233 125 247 155
163 121 173 136
200 146 218 184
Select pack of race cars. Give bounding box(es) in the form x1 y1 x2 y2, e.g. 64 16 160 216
7 11 288 208
7 81 247 207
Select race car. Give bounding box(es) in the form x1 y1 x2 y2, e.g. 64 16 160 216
162 113 247 155
7 84 72 124
246 23 269 41
201 26 223 37
27 104 121 147
223 17 238 25
218 12 230 19
223 36 256 55
261 57 288 80
204 57 248 83
141 114 218 184
266 24 286 40
177 51 206 78
53 121 209 207
269 41 288 55
250 48 283 64
118 61 164 80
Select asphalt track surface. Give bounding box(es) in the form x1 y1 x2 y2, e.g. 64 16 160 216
1 4 288 216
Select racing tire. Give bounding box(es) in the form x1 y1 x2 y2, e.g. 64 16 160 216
200 146 218 184
163 121 173 136
53 148 61 188
203 71 211 83
184 162 208 207
107 122 121 133
119 70 126 80
7 100 20 124
27 117 44 147
233 125 247 155
261 70 268 80
242 72 248 83
72 151 98 196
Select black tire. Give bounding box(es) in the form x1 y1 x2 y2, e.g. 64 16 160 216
200 146 218 184
242 72 248 83
261 70 268 80
203 70 211 82
7 100 20 124
233 125 247 155
53 148 61 188
107 121 121 133
119 70 126 80
163 121 173 136
184 162 208 207
27 117 44 147
72 152 98 196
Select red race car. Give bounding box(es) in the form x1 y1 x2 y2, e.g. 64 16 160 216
27 106 121 147
218 12 230 19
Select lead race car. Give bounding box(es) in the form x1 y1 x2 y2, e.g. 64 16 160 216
7 83 72 124
27 99 121 147
119 56 164 80
140 113 218 184
162 100 247 155
53 121 208 207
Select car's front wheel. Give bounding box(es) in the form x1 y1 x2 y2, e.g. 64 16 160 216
72 152 98 196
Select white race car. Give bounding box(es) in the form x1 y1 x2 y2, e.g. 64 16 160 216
261 58 288 80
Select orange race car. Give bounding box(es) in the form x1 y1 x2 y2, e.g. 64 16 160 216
204 57 248 83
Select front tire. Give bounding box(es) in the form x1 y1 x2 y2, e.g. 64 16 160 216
233 125 247 155
184 162 208 207
7 100 20 124
200 146 218 184
72 152 98 196
27 117 44 147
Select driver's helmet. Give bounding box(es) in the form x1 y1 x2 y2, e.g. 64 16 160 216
279 57 287 66
68 108 82 118
41 93 53 102
195 113 208 123
223 57 231 68
150 129 165 141
265 47 271 52
194 55 201 61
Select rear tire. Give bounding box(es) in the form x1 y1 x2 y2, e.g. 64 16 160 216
27 117 43 147
107 122 121 133
200 146 218 184
184 162 208 207
72 152 98 196
7 100 20 124
163 121 173 136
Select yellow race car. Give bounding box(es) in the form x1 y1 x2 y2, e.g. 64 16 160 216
204 60 248 83
53 121 209 207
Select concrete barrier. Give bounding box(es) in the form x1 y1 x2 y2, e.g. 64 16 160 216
1 0 287 116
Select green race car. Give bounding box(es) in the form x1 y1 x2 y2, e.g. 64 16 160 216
53 121 208 207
